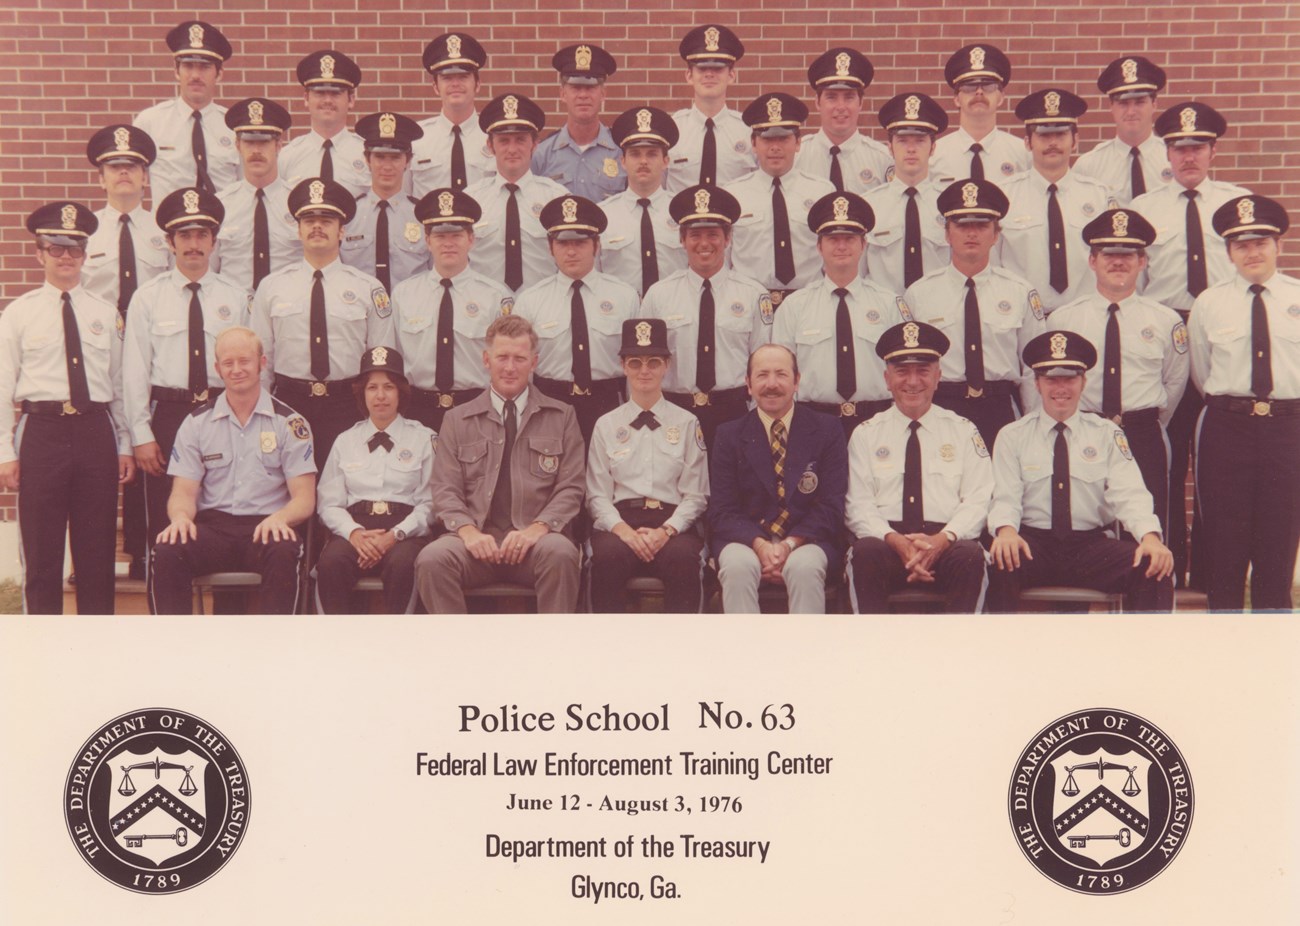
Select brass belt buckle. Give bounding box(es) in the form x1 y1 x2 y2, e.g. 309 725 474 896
840 401 856 417
193 389 209 404
310 381 328 397
966 386 984 399
438 393 454 409
692 391 710 407
645 499 662 510
372 501 390 515
62 401 77 416
571 384 591 397
1253 400 1272 417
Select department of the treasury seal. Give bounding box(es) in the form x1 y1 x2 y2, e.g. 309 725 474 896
63 708 250 894
1007 707 1192 894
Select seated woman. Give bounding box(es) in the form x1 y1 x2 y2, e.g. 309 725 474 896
316 347 436 613
586 319 710 612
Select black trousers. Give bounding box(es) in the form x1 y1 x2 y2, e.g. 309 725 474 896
121 465 145 561
151 509 304 614
1166 376 1206 588
1196 406 1300 611
986 525 1173 612
534 377 622 447
665 389 750 452
849 534 987 614
143 399 194 552
18 410 119 614
407 388 483 433
932 391 1018 452
316 510 428 614
588 507 705 613
272 381 362 470
1110 414 1169 536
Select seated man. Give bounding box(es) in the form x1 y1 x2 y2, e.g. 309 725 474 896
708 344 848 613
847 322 992 613
416 314 584 612
987 330 1174 612
151 327 317 614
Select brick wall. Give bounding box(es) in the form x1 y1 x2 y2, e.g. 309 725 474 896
0 0 1297 518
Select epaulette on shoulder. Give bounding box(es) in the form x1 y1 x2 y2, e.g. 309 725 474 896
271 397 297 418
188 399 215 418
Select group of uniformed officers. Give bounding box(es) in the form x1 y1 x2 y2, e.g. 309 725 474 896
4 21 1295 614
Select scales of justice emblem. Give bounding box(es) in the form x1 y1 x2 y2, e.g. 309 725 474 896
1048 750 1152 865
107 748 210 865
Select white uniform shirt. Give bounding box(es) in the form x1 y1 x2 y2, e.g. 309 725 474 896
341 191 431 288
1073 133 1171 206
0 283 131 461
586 396 709 534
1189 271 1300 399
847 403 993 540
214 177 301 294
391 265 512 390
278 128 371 197
1048 292 1189 424
134 98 240 207
641 267 772 393
772 276 911 403
409 111 495 198
795 129 893 194
598 186 687 297
83 204 172 310
122 267 252 444
724 168 836 291
988 408 1160 538
317 414 436 539
464 171 570 292
864 176 950 294
512 270 640 382
666 105 756 193
931 126 1030 186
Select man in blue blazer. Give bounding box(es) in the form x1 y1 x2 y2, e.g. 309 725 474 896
708 344 849 612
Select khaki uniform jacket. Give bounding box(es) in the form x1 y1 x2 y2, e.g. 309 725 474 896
431 387 585 535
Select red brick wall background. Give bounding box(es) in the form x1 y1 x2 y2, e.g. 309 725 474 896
1 0 1298 519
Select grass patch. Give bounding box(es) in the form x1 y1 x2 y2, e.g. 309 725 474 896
0 579 22 614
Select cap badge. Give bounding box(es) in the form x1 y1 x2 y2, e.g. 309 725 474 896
903 322 920 348
904 95 921 120
371 346 388 365
1180 106 1197 133
1045 91 1061 117
832 196 850 222
249 100 265 125
704 27 720 52
320 55 336 80
447 35 462 59
766 97 783 122
694 188 711 214
1113 211 1129 237
962 182 980 209
61 205 77 230
309 180 326 205
183 190 200 214
113 127 130 151
1050 332 1068 360
1121 58 1138 84
635 321 652 347
636 108 653 133
970 47 986 70
562 198 578 224
835 52 851 78
1238 198 1255 225
575 45 592 71
503 95 519 120
378 113 397 139
188 24 204 49
438 191 455 216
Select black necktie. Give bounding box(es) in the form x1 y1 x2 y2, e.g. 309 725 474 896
903 187 923 289
1129 146 1146 199
834 286 855 401
701 117 717 186
435 278 455 392
367 431 394 453
1103 302 1122 418
253 188 271 289
902 420 923 532
320 138 334 183
772 176 795 285
697 278 716 393
829 144 844 192
117 214 136 315
1184 189 1207 297
570 280 592 390
638 197 658 295
310 269 330 380
1052 421 1072 536
969 142 985 182
186 281 207 393
1250 283 1273 399
504 182 523 291
62 292 91 410
1047 182 1068 293
631 409 660 431
375 199 391 293
964 277 985 392
450 124 467 190
191 111 213 194
488 398 517 530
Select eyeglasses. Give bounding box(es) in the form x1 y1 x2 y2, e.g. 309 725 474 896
958 81 1000 94
41 245 86 259
624 357 666 371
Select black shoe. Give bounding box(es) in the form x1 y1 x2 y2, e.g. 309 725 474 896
128 558 146 582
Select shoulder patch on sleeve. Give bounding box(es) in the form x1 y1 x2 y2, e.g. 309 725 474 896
115 312 125 339
759 292 774 325
1172 321 1189 355
896 295 912 322
501 296 514 315
1028 289 1044 321
696 423 707 451
372 287 392 318
1113 428 1133 460
972 431 990 458
288 415 310 441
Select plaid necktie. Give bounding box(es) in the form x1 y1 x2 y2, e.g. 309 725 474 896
766 417 790 539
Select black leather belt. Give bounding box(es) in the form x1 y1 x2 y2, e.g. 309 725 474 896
21 400 107 416
1090 407 1159 427
151 385 223 405
936 380 1019 400
274 374 354 399
802 398 892 419
887 520 949 536
534 375 622 399
411 386 482 410
347 501 415 518
615 498 678 514
665 384 748 409
1205 395 1300 418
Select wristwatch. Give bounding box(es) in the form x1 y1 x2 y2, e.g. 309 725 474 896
393 527 407 542
941 529 957 544
662 524 678 538
783 538 797 552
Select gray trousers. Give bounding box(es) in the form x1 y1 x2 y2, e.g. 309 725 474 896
717 542 828 614
416 530 580 613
